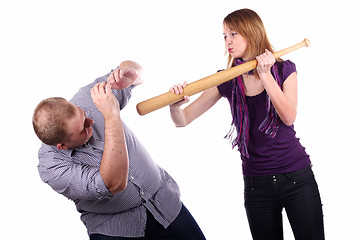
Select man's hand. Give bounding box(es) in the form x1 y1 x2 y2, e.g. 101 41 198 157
91 82 120 119
107 67 139 90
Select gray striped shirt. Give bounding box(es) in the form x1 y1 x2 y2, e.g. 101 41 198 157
37 70 182 237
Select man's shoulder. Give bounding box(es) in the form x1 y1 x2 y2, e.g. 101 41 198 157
38 143 74 164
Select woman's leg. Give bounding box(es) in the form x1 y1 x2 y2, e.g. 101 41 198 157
282 167 325 240
244 176 284 240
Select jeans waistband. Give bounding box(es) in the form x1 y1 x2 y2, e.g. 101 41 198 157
243 165 312 181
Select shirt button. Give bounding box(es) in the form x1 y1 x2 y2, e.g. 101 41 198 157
141 191 145 195
130 176 134 180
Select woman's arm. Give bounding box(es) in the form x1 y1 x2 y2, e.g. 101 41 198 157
257 50 298 126
169 83 222 127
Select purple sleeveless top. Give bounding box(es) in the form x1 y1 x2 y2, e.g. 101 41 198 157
218 60 311 176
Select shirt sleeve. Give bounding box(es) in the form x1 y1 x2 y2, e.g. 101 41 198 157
276 60 297 86
37 145 112 201
216 69 233 99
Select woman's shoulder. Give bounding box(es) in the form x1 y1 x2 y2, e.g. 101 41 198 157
275 60 297 83
276 59 296 72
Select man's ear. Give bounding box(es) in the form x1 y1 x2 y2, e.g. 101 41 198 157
57 143 68 150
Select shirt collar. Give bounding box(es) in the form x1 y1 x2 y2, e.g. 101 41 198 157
62 137 104 158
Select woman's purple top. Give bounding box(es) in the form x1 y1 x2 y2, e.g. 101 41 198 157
218 60 311 176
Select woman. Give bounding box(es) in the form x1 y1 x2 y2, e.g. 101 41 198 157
169 8 324 240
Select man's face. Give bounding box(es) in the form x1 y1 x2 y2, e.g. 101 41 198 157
59 104 94 149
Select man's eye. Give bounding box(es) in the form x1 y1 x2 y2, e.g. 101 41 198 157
231 32 237 36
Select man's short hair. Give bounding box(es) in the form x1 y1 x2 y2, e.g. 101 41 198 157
32 97 76 145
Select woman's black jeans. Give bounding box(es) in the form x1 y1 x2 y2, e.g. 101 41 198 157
244 166 325 240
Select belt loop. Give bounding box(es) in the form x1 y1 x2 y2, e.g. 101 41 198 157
285 172 292 179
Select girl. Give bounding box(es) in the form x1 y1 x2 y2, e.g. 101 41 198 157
169 8 324 240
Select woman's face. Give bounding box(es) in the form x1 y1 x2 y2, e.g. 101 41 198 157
223 25 248 60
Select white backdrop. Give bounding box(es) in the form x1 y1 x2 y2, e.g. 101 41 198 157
1 0 359 239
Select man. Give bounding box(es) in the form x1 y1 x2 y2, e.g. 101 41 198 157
33 60 206 240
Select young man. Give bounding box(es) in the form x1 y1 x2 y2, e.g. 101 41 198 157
33 61 206 240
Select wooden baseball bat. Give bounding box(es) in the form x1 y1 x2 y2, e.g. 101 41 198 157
136 38 310 116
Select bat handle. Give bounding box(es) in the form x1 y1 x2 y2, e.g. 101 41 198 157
273 38 310 59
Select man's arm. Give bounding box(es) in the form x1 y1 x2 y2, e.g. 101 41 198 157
119 60 143 86
91 82 129 195
108 60 144 89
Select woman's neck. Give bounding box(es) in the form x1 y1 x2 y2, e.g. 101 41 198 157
242 74 264 97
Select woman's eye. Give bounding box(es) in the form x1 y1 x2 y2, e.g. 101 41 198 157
231 32 237 36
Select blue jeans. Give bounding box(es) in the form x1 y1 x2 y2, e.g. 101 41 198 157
89 204 206 240
244 166 325 240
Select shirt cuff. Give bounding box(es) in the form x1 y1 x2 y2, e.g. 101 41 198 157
94 171 113 199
